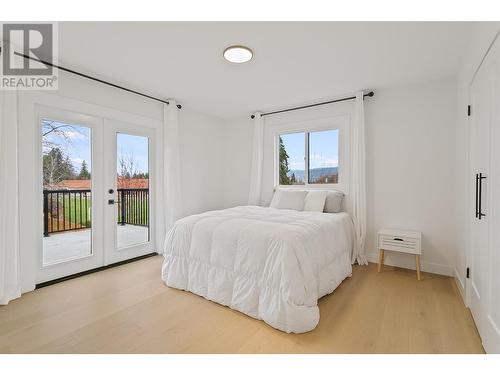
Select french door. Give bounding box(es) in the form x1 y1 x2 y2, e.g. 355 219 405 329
37 108 155 283
103 119 155 265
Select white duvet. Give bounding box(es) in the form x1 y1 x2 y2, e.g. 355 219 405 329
161 206 354 333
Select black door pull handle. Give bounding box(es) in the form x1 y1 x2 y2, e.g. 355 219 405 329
478 173 486 219
475 173 479 218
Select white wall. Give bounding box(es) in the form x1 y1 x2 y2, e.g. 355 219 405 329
364 78 457 275
454 23 500 298
222 77 459 276
222 117 254 208
178 108 225 217
17 70 226 293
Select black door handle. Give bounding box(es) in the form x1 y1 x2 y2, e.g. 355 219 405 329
478 173 486 219
475 173 479 218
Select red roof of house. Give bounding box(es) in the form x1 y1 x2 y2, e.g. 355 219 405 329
116 177 149 189
53 178 148 190
54 180 91 189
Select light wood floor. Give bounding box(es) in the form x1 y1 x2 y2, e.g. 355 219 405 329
0 255 484 354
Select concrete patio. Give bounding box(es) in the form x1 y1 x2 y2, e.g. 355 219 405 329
43 225 149 265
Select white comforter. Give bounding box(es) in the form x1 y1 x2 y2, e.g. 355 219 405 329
161 206 354 333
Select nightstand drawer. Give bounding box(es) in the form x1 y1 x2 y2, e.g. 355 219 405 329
378 234 421 254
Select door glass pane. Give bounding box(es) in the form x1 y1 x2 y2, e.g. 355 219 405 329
41 119 92 266
279 132 305 185
308 129 339 184
116 133 150 248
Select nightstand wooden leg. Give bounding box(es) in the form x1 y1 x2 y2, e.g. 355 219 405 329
415 254 421 281
378 249 385 273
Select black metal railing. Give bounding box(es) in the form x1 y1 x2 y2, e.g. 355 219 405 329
43 189 92 237
43 188 149 237
117 188 149 227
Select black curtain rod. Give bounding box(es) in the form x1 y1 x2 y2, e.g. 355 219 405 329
251 91 374 119
0 47 181 109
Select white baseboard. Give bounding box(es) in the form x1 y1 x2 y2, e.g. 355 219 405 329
366 251 454 277
454 267 467 304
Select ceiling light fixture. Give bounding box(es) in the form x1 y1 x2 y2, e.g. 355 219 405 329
223 45 253 63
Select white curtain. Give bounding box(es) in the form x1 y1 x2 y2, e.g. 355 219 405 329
248 112 264 205
162 100 183 241
0 89 21 304
351 92 368 265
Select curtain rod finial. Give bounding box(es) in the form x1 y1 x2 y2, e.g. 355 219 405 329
177 104 182 109
366 91 374 97
251 114 255 119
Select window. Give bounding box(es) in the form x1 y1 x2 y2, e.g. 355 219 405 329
308 129 339 184
278 128 340 186
279 132 305 185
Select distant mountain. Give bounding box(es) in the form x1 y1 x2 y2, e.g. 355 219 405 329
288 167 338 183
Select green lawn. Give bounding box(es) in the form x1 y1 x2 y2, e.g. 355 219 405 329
62 194 92 228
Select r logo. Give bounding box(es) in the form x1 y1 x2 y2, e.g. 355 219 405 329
2 23 53 76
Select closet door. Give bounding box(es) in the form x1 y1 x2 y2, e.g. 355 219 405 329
487 47 500 353
468 35 500 353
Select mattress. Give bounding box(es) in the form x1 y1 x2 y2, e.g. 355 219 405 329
161 205 354 333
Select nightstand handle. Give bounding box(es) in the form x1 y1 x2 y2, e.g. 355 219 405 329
393 237 404 241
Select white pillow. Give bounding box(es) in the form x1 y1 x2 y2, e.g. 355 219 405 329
303 191 328 212
324 190 344 213
269 190 307 211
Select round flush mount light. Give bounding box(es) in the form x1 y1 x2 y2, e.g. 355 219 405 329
223 45 253 63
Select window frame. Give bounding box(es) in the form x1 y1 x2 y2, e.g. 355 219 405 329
273 115 350 193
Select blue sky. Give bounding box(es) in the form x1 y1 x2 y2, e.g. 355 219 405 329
42 120 149 174
281 129 339 170
42 120 92 172
117 133 149 174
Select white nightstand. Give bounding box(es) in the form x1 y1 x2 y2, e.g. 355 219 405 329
377 229 422 280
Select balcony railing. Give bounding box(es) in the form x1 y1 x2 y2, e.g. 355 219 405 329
43 188 149 237
117 188 149 227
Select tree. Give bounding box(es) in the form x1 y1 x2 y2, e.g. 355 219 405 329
41 120 85 152
290 173 297 184
279 136 291 185
78 160 91 180
41 120 87 187
132 172 149 179
118 153 139 188
43 147 76 187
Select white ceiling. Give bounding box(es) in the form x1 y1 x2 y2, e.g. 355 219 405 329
58 22 476 119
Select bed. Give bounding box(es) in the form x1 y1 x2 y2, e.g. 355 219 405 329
161 199 355 333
